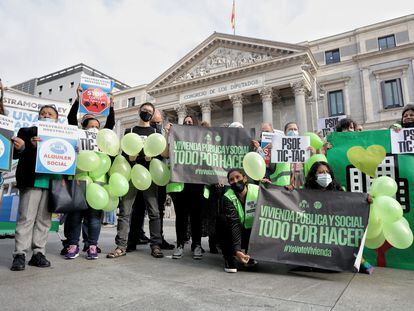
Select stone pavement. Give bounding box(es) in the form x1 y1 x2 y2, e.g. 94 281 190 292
0 221 413 311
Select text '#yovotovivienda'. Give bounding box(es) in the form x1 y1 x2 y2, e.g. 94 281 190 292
173 140 249 169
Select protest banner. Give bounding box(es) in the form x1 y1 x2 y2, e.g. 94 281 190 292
271 135 310 163
249 185 369 271
390 128 414 154
0 89 69 234
78 128 99 151
0 115 14 171
170 125 254 184
317 115 346 137
35 122 78 175
79 74 113 116
328 130 414 270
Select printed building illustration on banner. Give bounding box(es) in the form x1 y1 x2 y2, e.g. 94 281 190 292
346 154 410 212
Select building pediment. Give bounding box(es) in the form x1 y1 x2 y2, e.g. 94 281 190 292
148 32 312 94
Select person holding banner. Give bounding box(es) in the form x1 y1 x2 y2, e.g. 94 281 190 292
335 118 356 132
220 168 259 273
10 105 61 271
169 115 205 260
107 102 164 259
304 161 374 274
401 104 414 128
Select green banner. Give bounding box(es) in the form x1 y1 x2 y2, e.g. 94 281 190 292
327 130 414 270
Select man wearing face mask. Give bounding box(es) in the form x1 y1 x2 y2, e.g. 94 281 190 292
220 168 259 273
10 105 61 271
107 102 164 259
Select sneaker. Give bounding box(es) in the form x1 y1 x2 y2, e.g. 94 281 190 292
151 245 164 258
160 239 175 250
11 254 26 271
138 235 150 245
86 245 98 260
172 245 184 259
126 244 136 253
60 246 68 256
360 260 374 275
193 245 203 260
28 253 51 268
65 245 80 259
243 258 258 270
224 257 237 273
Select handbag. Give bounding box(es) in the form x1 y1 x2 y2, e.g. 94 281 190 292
48 177 88 213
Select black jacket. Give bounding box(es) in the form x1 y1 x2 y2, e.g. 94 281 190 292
68 99 115 129
13 126 38 189
222 194 245 253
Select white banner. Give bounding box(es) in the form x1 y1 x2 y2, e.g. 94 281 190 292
391 128 414 154
271 135 310 163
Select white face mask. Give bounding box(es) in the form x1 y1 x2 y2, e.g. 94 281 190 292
39 117 57 123
316 173 332 188
287 130 299 136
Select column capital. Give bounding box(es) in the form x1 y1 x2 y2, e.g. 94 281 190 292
259 87 273 101
306 95 315 105
198 100 211 113
229 93 244 107
174 104 187 118
290 81 306 96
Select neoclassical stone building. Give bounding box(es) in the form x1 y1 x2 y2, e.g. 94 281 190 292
113 14 414 136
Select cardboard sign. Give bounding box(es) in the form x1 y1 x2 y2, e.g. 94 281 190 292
271 135 310 163
317 115 346 137
391 128 414 154
35 122 78 175
78 128 99 151
0 115 14 171
79 74 113 116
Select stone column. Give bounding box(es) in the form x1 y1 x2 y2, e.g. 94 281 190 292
174 104 187 125
361 68 374 122
259 87 273 125
199 100 211 124
115 120 122 137
402 68 411 104
306 95 316 131
343 80 351 116
229 94 244 124
291 81 308 132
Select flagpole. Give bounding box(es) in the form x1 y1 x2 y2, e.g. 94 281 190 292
231 0 236 35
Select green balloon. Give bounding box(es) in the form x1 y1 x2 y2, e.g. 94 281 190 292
96 128 120 156
131 164 152 190
242 152 266 181
121 133 143 156
303 132 324 150
143 133 166 157
109 173 129 197
372 196 403 224
75 173 93 186
383 217 413 249
149 159 171 186
77 150 101 172
103 184 115 197
304 154 328 177
89 153 111 179
365 231 386 249
370 176 398 198
109 155 131 180
366 205 383 239
86 183 109 210
102 195 119 212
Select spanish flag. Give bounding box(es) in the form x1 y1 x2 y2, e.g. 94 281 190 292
231 0 235 35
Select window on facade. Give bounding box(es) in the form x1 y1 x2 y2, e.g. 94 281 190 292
68 98 72 103
38 92 42 97
378 35 396 50
70 82 74 88
325 49 340 65
49 89 52 95
127 97 136 107
381 78 403 109
59 85 63 92
328 90 344 116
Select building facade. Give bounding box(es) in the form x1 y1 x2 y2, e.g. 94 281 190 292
114 14 414 137
13 63 130 104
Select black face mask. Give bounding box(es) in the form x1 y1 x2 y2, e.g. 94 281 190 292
230 180 245 193
150 123 162 132
403 121 414 128
140 111 153 122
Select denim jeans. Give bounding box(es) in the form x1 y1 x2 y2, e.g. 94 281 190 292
65 207 102 246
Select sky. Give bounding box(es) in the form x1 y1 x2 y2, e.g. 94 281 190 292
1 0 414 87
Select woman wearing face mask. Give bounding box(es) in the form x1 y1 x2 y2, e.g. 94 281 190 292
61 86 116 259
10 105 61 271
220 168 258 273
168 115 205 260
304 161 374 274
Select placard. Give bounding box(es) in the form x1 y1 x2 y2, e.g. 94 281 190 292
271 135 310 163
390 128 414 154
0 115 14 171
78 128 99 151
317 115 346 137
79 74 113 116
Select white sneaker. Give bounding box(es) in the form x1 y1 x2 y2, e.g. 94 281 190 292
172 245 184 259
